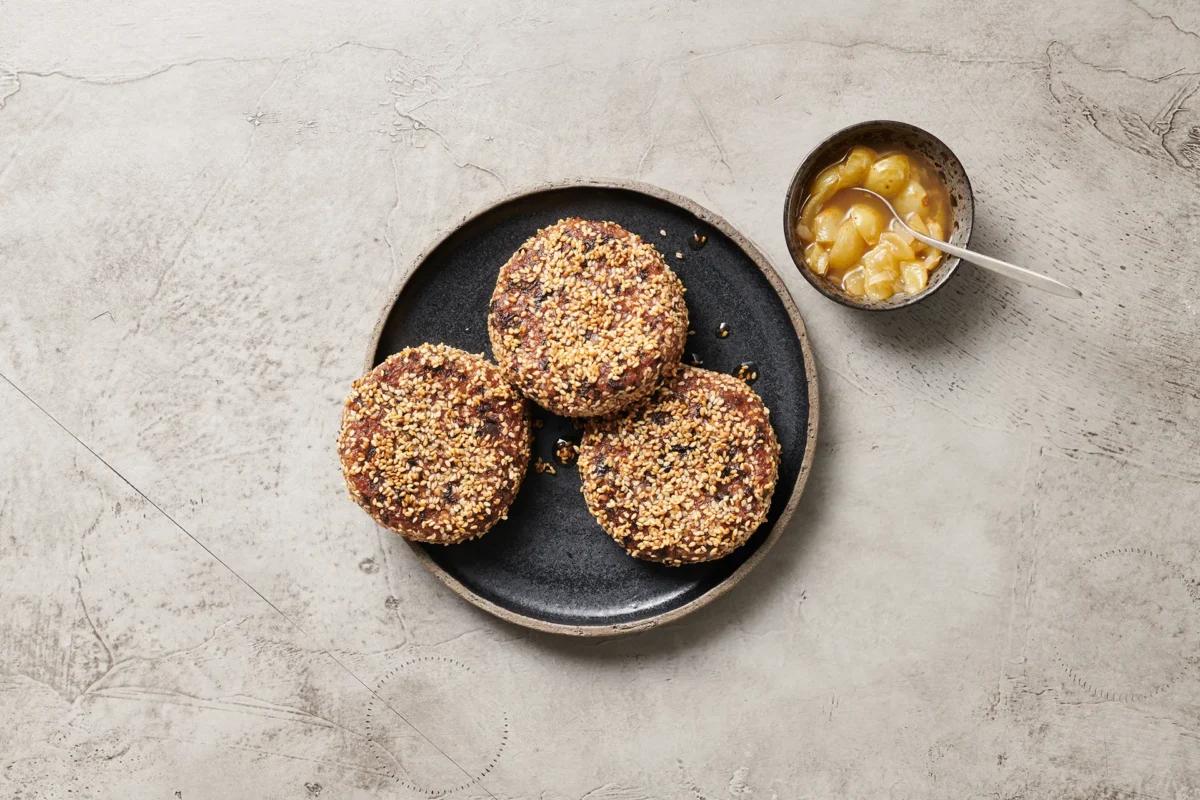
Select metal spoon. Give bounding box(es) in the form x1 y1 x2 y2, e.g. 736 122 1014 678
847 187 1082 299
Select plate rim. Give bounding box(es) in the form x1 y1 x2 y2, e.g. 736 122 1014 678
362 178 820 637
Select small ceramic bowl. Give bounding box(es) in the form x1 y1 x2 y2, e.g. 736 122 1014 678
783 120 975 311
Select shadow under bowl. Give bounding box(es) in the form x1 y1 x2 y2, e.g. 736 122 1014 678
783 120 975 311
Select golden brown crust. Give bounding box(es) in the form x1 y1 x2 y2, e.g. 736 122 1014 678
578 366 780 565
337 344 531 544
487 217 689 418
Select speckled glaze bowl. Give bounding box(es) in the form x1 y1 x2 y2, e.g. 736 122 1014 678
783 120 975 311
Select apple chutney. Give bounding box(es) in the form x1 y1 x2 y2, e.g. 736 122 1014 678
794 146 953 301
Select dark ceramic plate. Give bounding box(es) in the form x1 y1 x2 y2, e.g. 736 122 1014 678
368 181 818 635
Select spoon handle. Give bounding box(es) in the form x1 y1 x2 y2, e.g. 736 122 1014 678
910 230 1082 299
845 186 1082 299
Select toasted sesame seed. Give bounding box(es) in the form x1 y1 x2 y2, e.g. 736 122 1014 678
554 438 579 465
734 361 759 385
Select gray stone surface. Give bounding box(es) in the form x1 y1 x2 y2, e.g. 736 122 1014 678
2 1 1199 797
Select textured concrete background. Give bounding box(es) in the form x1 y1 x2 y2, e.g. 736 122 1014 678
2 1 1199 797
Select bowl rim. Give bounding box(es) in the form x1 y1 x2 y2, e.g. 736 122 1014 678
782 119 975 311
361 177 821 637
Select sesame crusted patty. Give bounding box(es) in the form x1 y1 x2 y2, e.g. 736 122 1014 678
337 344 531 544
578 366 780 565
487 218 689 418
